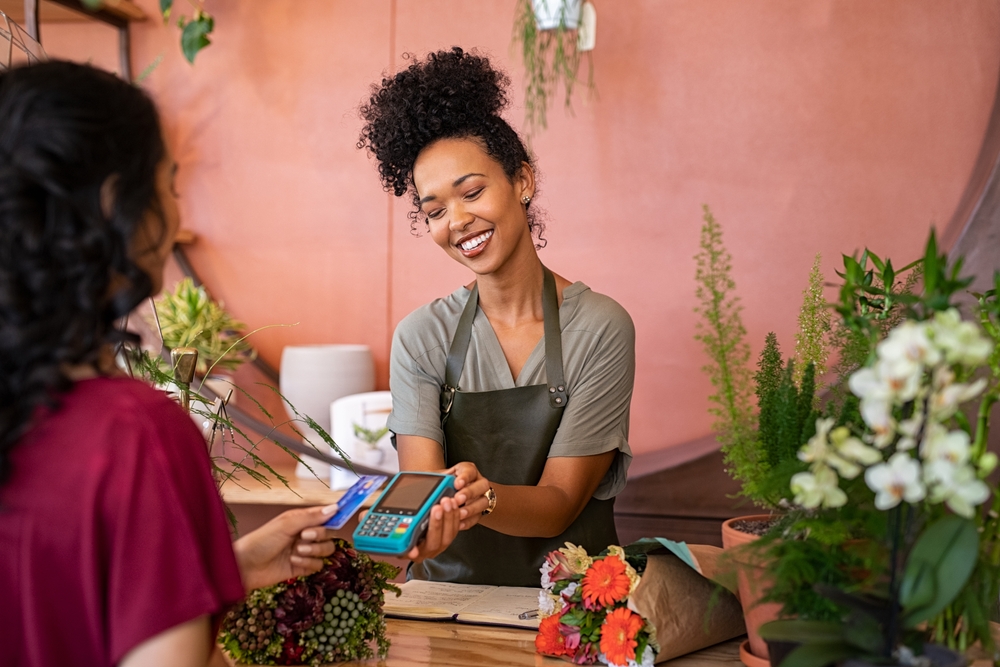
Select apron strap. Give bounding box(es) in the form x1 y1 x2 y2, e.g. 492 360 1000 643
441 267 568 416
541 267 568 409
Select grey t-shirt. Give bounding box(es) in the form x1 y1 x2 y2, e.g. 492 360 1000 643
387 281 634 499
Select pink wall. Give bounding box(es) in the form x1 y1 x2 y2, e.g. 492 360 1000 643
58 1 1000 459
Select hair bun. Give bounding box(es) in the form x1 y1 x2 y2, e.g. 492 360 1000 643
359 47 514 197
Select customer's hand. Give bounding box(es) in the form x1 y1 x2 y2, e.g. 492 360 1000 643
233 505 339 592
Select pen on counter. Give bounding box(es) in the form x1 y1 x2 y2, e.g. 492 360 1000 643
518 609 539 620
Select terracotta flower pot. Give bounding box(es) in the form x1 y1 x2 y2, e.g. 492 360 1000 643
721 515 783 666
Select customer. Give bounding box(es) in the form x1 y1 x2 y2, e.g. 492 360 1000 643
0 61 338 667
359 48 635 586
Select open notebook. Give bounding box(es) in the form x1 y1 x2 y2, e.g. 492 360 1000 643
383 580 541 630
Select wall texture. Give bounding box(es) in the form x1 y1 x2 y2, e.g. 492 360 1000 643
44 1 1000 461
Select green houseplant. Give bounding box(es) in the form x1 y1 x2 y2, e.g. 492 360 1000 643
512 0 595 137
694 206 831 665
734 232 1000 667
153 277 255 379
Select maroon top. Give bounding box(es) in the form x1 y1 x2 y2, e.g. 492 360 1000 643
0 377 245 666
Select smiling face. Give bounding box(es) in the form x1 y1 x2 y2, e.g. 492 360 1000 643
412 137 535 278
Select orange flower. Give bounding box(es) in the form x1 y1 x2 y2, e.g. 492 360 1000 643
535 613 575 657
581 555 631 608
599 607 644 666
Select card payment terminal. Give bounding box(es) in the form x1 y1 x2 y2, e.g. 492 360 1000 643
352 472 456 556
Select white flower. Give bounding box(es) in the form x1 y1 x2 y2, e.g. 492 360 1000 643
877 320 940 375
791 466 847 509
920 424 971 466
831 429 881 464
539 560 554 590
628 645 656 667
799 418 836 464
865 452 926 510
930 378 987 421
929 308 993 367
895 416 920 452
537 590 563 618
560 582 579 601
924 459 990 518
875 357 924 402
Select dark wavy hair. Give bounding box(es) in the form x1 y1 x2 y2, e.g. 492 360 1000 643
358 47 545 246
0 61 165 483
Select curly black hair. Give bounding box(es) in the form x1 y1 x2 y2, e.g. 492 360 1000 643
358 47 545 245
0 61 165 484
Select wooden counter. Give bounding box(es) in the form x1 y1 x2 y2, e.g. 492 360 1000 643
225 618 744 667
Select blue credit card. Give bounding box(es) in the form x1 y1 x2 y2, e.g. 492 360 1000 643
324 475 388 530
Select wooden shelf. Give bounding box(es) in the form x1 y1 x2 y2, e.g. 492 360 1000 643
0 0 145 23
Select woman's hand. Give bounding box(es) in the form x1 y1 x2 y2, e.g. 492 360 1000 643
232 505 339 592
404 462 492 562
446 461 492 530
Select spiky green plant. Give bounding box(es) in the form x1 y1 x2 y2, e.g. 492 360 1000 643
693 205 757 489
153 277 255 376
794 254 831 386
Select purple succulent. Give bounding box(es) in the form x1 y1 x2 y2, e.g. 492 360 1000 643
273 581 325 635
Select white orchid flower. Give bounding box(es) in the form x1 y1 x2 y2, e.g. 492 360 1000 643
878 320 941 370
920 424 971 466
924 459 990 518
896 414 924 452
865 452 926 510
849 367 889 401
791 466 847 509
832 427 883 466
799 418 836 464
930 378 987 421
859 396 897 448
930 308 993 367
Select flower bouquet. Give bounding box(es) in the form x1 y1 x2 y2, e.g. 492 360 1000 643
536 544 657 667
219 539 400 665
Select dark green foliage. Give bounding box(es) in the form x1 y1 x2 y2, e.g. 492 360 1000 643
755 332 783 466
755 353 818 489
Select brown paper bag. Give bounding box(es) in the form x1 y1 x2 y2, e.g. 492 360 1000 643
629 545 746 662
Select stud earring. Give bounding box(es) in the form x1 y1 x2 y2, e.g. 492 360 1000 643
521 195 531 205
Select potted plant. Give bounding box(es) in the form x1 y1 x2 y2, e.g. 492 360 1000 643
512 0 595 137
353 423 390 468
152 277 255 397
694 206 830 666
751 233 1000 667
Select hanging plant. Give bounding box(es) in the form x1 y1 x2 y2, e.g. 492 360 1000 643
512 0 596 137
161 0 214 64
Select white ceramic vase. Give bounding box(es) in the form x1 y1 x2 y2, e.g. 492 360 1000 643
279 345 375 479
532 0 581 30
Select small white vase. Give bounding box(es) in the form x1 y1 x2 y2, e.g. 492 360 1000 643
532 0 581 30
363 447 386 467
279 345 375 478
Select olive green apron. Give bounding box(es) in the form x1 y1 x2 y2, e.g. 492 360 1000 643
410 267 618 587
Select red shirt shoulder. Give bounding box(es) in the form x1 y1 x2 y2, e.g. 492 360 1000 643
0 377 244 666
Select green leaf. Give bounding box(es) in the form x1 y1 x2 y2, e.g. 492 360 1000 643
779 641 858 667
160 0 172 16
901 515 979 628
81 0 102 8
181 14 213 64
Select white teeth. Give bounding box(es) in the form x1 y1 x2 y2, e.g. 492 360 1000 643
460 230 493 251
